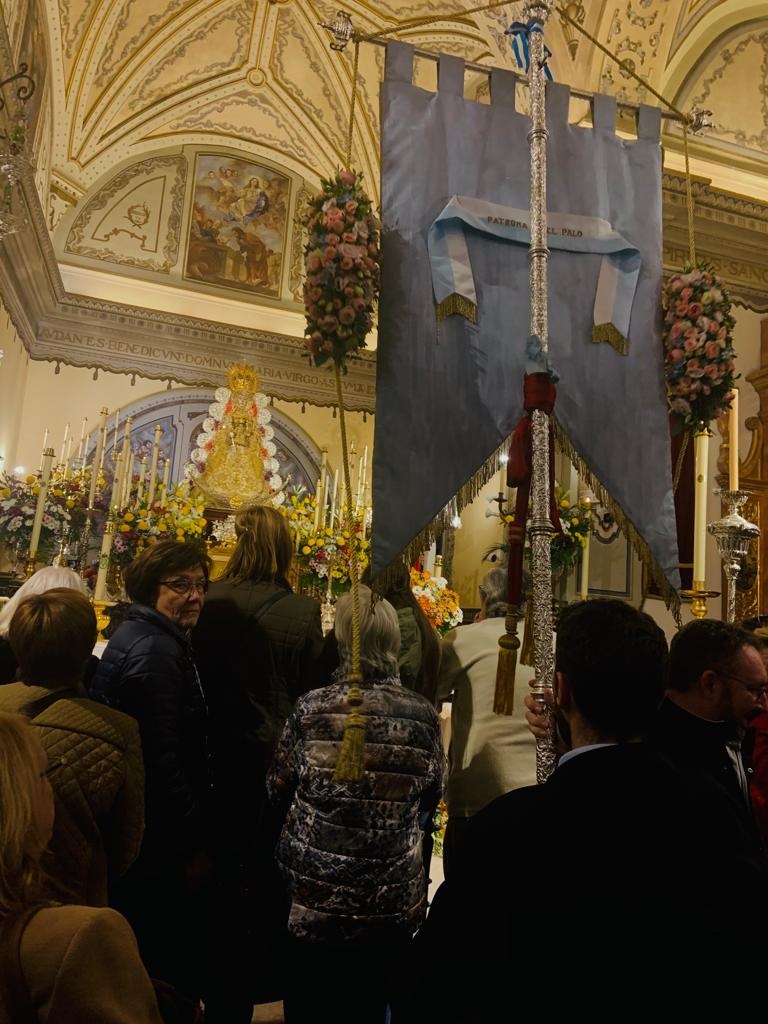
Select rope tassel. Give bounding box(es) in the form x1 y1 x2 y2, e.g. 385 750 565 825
335 684 366 782
493 610 521 715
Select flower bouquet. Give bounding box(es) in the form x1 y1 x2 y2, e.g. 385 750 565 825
0 470 74 565
303 168 380 369
663 263 737 430
549 487 592 577
410 567 463 635
111 484 208 568
281 489 371 595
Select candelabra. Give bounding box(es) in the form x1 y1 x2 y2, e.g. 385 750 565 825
708 490 760 624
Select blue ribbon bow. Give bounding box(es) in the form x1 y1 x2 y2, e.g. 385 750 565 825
505 20 554 81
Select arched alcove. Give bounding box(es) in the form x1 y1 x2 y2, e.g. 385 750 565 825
86 387 322 495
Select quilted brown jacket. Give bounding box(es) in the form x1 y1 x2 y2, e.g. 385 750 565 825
0 682 144 906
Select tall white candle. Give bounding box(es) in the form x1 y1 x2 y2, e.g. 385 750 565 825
160 459 171 507
62 436 73 479
88 407 109 509
58 422 70 467
28 448 54 563
110 453 124 512
136 456 148 503
329 469 339 529
579 497 591 601
313 477 322 533
76 417 88 461
356 445 368 511
729 388 739 491
94 521 115 602
692 429 710 585
147 425 163 508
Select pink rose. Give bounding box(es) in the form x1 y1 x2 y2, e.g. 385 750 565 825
338 169 356 186
704 341 720 359
320 315 338 331
670 349 685 363
683 337 699 352
325 233 340 245
306 255 321 273
338 306 356 325
675 301 690 316
340 257 354 270
688 302 703 317
681 287 693 300
345 200 358 214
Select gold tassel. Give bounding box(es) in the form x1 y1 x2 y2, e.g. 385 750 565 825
493 610 521 716
436 293 477 323
334 683 366 782
520 595 535 667
591 322 629 355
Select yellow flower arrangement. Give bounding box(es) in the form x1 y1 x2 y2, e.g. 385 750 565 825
110 482 208 567
409 567 463 635
280 488 371 594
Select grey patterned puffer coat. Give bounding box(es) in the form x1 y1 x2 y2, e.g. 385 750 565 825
268 675 445 944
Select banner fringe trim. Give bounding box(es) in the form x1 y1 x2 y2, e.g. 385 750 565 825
372 437 510 592
553 419 682 625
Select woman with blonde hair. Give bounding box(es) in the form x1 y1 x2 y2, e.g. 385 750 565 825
0 711 162 1023
0 567 89 684
192 502 336 1017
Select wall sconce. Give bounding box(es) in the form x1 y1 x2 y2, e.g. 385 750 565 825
0 64 37 241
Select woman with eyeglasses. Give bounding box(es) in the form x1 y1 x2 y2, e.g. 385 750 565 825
0 589 144 909
90 540 213 1015
0 711 163 1023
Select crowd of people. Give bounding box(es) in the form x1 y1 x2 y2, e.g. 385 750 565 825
1 522 768 1021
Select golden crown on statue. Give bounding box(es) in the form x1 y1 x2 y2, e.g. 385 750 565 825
227 364 260 393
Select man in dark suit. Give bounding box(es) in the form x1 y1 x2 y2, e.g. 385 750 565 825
400 601 767 1020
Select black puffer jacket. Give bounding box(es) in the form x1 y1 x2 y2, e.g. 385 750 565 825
90 604 209 872
195 577 336 707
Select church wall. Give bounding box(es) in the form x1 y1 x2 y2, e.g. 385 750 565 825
0 301 30 473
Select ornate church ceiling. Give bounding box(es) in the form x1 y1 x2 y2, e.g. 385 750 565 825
0 0 766 391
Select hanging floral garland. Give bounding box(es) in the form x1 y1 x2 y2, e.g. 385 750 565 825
303 168 380 369
183 386 284 503
663 262 737 430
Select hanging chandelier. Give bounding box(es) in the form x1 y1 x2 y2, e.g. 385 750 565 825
0 64 36 241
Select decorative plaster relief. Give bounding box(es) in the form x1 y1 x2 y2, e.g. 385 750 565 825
167 90 316 167
64 154 186 272
121 1 252 116
685 31 768 154
93 0 196 88
271 6 347 153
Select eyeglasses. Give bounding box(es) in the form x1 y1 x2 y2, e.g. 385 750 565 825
719 672 768 698
159 578 208 596
40 755 69 779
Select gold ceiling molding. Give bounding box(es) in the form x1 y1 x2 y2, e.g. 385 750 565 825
663 171 768 310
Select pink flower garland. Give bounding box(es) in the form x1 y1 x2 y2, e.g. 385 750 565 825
303 168 380 369
663 263 737 430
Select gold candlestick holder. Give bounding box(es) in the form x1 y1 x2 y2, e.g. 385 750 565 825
679 580 720 619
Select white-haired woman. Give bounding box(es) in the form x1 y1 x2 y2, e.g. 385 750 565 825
0 568 89 685
0 711 162 1023
268 585 444 1024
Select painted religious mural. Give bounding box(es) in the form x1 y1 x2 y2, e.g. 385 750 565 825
184 154 290 299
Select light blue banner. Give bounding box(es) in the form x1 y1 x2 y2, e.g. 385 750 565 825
428 195 641 350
